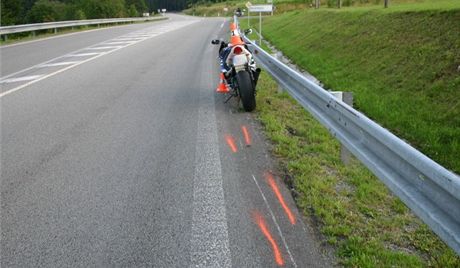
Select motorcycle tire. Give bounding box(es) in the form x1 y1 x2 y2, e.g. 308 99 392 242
236 71 256 112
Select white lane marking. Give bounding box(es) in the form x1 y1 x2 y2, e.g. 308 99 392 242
190 58 231 268
65 52 101 57
102 41 135 45
39 61 81 67
251 175 298 268
0 20 199 98
220 22 225 29
112 38 144 41
0 75 44 84
85 46 123 50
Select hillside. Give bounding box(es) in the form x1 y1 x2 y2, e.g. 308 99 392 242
259 3 460 174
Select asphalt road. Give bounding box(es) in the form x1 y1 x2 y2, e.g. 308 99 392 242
1 14 331 267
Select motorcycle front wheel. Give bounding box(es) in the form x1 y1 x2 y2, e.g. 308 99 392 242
236 71 256 112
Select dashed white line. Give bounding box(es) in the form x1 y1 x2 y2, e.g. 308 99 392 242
251 175 298 268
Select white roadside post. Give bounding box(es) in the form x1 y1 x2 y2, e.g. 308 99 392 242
246 2 252 28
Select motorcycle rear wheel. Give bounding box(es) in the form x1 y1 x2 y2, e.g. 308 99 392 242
236 71 256 112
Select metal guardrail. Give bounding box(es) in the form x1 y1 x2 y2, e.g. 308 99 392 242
0 17 166 36
240 28 460 255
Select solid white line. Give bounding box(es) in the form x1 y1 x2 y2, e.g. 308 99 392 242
190 51 231 268
39 61 81 67
220 22 225 29
251 175 298 268
0 75 44 84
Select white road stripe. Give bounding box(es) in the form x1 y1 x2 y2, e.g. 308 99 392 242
86 46 123 50
66 52 102 57
0 75 44 84
190 59 231 267
102 41 135 45
251 175 297 268
39 61 81 67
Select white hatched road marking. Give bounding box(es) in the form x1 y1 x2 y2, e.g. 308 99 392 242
39 61 81 67
0 20 200 98
85 46 123 50
66 52 102 57
102 41 135 45
0 75 45 84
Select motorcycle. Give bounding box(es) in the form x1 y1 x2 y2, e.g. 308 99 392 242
211 23 261 112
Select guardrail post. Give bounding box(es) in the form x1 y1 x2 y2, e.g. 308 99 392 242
2 35 7 42
54 28 57 34
331 91 354 165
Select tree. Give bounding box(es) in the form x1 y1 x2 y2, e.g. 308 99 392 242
126 0 147 14
78 0 126 19
27 0 67 23
1 0 26 25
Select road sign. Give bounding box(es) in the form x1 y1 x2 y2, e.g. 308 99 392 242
161 9 166 13
246 2 252 8
248 5 273 13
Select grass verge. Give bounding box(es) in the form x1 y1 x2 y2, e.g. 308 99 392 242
260 4 460 174
256 70 460 267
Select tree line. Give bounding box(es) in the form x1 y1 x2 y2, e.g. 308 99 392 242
1 0 222 26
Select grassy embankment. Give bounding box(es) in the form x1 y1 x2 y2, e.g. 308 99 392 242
193 0 460 266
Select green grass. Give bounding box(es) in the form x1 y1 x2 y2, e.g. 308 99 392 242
256 71 460 267
260 4 460 174
184 0 460 16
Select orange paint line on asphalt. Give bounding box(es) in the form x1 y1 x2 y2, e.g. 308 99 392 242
241 125 251 146
253 211 285 266
225 134 238 153
265 173 296 225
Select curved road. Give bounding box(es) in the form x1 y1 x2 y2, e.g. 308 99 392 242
1 14 331 267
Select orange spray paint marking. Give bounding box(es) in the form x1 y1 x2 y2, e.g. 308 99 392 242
253 211 285 266
265 173 296 225
241 125 251 146
225 134 238 153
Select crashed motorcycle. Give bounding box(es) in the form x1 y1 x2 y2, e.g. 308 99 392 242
211 22 261 112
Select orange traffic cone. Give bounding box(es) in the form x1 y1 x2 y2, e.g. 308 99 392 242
216 73 230 93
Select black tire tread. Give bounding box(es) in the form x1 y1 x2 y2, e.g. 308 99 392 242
236 71 256 112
